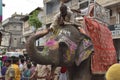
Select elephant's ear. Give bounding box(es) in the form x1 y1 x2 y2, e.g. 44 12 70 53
75 34 94 66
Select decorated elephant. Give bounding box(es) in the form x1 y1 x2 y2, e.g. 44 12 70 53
26 24 95 80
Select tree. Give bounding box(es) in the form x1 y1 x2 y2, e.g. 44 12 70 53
28 10 42 30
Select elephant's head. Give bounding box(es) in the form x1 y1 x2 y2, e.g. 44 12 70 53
26 25 93 66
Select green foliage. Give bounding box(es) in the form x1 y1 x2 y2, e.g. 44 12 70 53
28 10 42 29
2 48 6 55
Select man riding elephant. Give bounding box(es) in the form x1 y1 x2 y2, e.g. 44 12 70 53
49 3 75 34
49 3 94 35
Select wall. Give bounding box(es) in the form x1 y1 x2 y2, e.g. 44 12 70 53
97 0 120 6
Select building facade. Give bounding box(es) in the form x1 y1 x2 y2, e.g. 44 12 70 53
97 0 120 25
2 13 25 51
21 7 46 47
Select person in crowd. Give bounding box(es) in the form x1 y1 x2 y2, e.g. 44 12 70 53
59 66 68 80
23 63 32 80
19 59 25 80
0 58 2 70
30 61 37 80
1 58 11 80
37 65 51 80
23 59 31 72
53 67 61 80
5 56 20 80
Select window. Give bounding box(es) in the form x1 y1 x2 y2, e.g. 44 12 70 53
46 0 60 15
110 9 112 16
46 3 53 14
79 0 89 9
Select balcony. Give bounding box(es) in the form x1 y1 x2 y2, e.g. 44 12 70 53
2 18 23 26
97 0 120 7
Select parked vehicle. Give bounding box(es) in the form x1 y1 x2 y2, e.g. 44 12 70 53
5 52 23 57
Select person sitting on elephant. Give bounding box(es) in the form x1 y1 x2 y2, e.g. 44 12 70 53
49 3 76 34
49 3 91 35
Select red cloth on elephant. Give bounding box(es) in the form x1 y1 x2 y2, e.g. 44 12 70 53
84 16 117 74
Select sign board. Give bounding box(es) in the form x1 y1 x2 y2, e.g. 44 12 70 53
108 24 120 39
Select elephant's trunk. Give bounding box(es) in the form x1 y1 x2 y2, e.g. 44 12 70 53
26 29 59 65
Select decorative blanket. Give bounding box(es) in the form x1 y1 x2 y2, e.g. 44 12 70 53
84 16 117 74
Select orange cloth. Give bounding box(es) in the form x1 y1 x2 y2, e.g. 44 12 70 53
84 16 117 74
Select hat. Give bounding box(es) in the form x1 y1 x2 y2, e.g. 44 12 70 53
105 63 120 80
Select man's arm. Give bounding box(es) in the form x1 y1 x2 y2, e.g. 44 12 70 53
49 13 60 32
71 9 81 13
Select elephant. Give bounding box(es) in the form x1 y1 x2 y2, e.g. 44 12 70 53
26 24 103 80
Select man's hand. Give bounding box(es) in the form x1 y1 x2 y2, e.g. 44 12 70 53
59 17 64 26
71 9 81 13
35 29 49 36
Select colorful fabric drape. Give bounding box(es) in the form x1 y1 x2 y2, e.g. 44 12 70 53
84 16 117 74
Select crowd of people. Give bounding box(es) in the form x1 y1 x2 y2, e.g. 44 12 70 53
0 55 68 80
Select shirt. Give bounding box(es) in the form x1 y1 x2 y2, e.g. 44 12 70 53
5 64 20 80
50 8 75 32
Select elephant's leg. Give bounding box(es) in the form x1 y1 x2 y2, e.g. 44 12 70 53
91 74 105 80
68 56 92 80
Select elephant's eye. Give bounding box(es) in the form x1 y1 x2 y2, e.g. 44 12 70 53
59 42 69 49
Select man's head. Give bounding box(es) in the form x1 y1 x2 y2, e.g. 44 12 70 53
60 4 67 18
4 58 11 67
11 56 19 65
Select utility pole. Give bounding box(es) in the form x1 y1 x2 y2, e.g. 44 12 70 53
2 4 5 7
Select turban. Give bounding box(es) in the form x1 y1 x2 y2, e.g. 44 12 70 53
106 63 120 80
